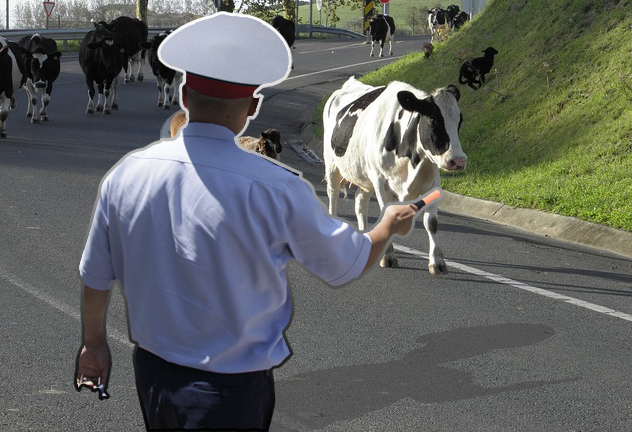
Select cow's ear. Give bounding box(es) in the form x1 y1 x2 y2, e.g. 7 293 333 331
397 90 421 111
445 84 460 101
261 131 269 139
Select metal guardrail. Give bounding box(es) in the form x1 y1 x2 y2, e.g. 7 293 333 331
296 25 365 39
0 28 170 45
0 25 365 45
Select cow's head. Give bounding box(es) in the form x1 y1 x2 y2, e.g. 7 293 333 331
395 85 466 171
23 48 61 89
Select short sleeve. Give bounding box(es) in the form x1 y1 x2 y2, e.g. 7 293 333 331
79 181 115 290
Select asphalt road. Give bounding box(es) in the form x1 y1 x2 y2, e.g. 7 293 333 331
1 36 631 431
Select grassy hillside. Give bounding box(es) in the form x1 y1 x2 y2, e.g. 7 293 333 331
356 0 632 231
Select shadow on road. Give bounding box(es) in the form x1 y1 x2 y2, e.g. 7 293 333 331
275 323 575 429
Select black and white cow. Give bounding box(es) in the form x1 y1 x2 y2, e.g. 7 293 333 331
17 33 61 123
323 77 466 274
0 36 26 138
450 11 469 30
427 7 447 42
99 16 148 83
140 31 183 109
79 23 126 114
445 5 461 27
369 14 396 57
271 15 296 68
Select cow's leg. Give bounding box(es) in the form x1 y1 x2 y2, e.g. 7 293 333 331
355 188 373 232
325 164 342 216
374 185 398 267
85 79 96 114
25 81 37 123
125 59 134 83
388 37 393 56
163 82 172 110
96 81 106 113
171 73 183 106
424 206 447 275
379 40 385 57
156 76 166 108
101 81 110 114
111 75 119 111
137 53 145 82
35 86 46 123
369 39 375 57
0 96 11 138
40 82 53 122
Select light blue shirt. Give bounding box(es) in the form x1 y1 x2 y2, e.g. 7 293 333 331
79 123 372 373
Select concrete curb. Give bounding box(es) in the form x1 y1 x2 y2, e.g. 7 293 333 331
439 191 632 259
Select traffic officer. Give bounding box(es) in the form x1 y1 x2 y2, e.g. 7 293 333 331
75 12 419 430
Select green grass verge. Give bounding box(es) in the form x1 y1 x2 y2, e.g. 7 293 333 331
318 0 632 232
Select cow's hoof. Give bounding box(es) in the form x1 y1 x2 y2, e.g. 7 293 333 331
43 116 48 122
138 76 144 82
86 109 94 115
380 256 398 268
163 105 171 110
31 118 39 124
129 76 135 83
428 262 448 275
27 112 32 118
96 106 103 112
0 132 6 138
104 109 111 115
112 104 119 111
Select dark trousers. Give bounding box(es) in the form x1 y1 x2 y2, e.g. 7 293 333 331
134 347 275 431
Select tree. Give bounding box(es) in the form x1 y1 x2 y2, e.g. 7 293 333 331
136 0 148 23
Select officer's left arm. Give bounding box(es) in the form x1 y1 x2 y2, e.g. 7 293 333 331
76 285 111 391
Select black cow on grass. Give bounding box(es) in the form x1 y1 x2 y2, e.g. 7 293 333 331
79 23 126 114
271 15 295 68
369 14 396 57
459 47 499 90
17 33 61 123
0 36 26 137
140 31 183 109
98 16 148 83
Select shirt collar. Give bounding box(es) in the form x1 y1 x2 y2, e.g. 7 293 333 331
182 122 237 143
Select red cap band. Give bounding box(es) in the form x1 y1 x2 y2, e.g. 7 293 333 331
185 72 259 99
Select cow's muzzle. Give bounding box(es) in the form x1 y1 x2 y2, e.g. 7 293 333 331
35 81 46 89
446 157 467 171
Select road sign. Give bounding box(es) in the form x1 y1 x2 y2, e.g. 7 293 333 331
379 0 389 3
43 1 55 18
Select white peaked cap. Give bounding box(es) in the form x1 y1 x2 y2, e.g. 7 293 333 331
159 12 292 98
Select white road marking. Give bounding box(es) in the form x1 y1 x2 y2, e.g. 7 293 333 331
0 267 135 347
285 56 404 81
393 244 632 323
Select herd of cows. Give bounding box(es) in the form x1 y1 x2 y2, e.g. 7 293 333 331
0 11 493 274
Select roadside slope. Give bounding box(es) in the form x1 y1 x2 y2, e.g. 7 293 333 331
360 0 632 232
